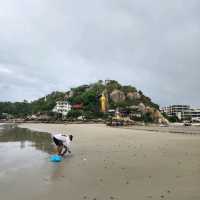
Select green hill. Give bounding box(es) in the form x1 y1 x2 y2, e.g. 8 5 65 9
68 80 158 107
0 80 159 120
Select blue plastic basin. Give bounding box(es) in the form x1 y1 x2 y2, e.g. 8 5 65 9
50 154 62 162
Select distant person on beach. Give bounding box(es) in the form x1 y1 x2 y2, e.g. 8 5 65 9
52 134 73 156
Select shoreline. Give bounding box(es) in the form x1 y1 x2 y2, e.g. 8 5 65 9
17 121 200 135
2 119 200 135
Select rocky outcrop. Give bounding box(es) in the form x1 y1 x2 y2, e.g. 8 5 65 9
154 110 169 124
110 90 126 103
138 103 146 113
145 106 168 124
127 92 141 100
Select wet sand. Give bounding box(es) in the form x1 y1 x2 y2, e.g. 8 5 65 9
3 123 200 200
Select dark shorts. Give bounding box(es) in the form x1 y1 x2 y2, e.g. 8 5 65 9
53 137 63 146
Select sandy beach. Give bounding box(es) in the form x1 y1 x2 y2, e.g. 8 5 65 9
12 123 200 200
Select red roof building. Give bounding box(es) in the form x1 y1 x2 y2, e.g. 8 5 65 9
72 104 83 109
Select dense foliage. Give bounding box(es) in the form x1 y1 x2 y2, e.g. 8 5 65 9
0 91 65 118
0 101 31 118
162 112 179 122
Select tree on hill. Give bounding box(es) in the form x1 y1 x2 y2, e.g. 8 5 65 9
121 85 137 94
0 91 65 117
31 91 65 114
105 80 122 93
0 101 31 117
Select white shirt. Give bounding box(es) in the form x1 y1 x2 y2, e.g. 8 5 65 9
54 134 71 148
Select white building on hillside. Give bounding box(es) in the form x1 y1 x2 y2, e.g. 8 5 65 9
53 101 71 116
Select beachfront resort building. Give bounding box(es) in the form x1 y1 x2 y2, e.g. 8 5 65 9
182 108 200 122
161 105 189 119
52 101 71 116
161 105 200 121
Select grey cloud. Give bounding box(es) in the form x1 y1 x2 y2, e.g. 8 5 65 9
0 0 199 106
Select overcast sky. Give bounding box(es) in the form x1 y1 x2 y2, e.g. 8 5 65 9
0 0 199 107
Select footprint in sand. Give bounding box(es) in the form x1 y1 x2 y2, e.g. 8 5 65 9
99 178 103 182
126 180 130 184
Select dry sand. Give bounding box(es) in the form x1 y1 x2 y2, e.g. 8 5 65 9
18 123 200 200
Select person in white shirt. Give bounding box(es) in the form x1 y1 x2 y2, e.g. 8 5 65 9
52 134 73 156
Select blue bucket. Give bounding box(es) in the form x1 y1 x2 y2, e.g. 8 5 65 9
50 154 62 162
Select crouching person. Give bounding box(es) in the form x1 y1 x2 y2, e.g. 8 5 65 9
53 134 73 156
